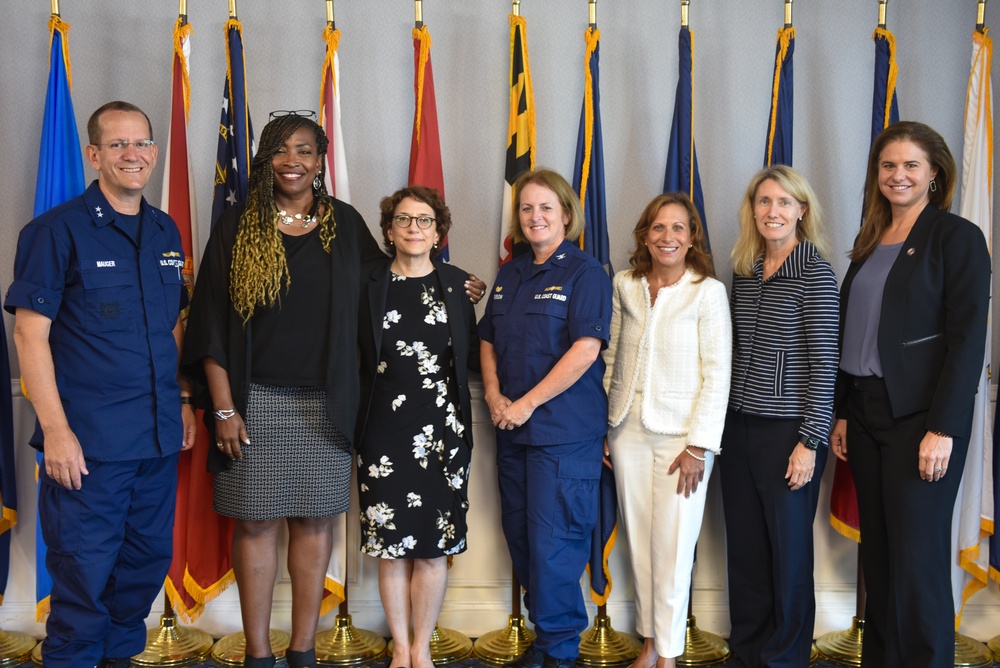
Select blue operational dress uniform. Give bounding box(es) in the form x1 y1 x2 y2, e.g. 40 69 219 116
478 239 612 661
4 180 186 666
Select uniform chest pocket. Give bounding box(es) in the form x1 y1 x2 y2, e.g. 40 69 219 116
524 298 570 356
159 263 186 328
81 268 134 334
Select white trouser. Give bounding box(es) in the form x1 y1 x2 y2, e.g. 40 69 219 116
608 399 714 658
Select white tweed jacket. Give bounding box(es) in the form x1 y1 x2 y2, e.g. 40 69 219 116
603 268 732 452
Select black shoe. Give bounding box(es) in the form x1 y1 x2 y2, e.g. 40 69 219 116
100 660 132 668
243 656 277 668
507 646 544 668
286 648 317 668
540 655 575 668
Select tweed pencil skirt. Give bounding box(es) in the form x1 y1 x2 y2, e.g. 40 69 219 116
214 383 352 521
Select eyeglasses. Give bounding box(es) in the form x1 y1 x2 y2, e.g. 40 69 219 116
269 109 317 119
392 214 436 229
94 140 156 152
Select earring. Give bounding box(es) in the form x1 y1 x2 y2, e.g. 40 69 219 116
433 241 439 249
929 179 938 193
313 175 323 190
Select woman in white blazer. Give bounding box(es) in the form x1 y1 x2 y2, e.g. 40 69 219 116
603 193 732 668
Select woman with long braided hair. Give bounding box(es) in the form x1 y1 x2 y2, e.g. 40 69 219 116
184 112 384 668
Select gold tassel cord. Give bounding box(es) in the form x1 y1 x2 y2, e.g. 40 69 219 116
318 25 342 119
412 26 432 145
172 18 193 123
48 16 73 92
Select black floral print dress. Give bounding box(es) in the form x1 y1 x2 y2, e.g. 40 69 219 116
358 271 471 559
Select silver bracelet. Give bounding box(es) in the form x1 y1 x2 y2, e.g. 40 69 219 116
212 408 237 421
685 447 706 462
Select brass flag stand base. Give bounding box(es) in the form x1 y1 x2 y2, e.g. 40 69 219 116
986 631 1000 663
133 612 213 666
0 629 36 666
211 630 291 666
954 633 993 668
387 624 473 666
314 610 386 667
30 641 42 665
473 614 536 666
814 617 864 667
576 610 642 668
474 569 536 665
676 616 729 667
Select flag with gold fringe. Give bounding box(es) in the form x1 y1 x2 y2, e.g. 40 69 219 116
663 24 710 252
953 25 993 624
161 16 236 622
764 25 795 167
318 21 350 616
0 309 16 604
572 26 616 605
829 24 900 543
211 18 254 227
499 13 535 267
409 24 449 261
31 14 86 620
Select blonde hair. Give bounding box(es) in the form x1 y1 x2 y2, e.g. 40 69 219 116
507 169 585 245
229 115 337 321
731 165 831 276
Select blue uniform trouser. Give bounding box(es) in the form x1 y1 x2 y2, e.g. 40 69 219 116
496 436 602 661
719 411 827 668
39 454 179 667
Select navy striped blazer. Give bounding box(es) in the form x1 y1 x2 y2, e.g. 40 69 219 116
728 240 840 447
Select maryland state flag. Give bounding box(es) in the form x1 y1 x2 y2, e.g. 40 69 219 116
31 14 87 620
409 24 448 260
211 18 254 227
764 25 795 167
829 24 900 543
161 16 236 622
571 26 616 606
499 13 536 267
318 21 350 617
953 25 993 622
663 24 710 252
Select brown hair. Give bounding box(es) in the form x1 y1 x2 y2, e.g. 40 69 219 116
852 121 956 262
628 193 714 282
87 101 153 144
507 169 585 244
378 186 452 259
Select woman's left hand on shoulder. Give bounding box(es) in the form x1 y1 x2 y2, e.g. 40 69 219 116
785 443 816 491
669 446 706 498
465 274 487 304
919 431 953 482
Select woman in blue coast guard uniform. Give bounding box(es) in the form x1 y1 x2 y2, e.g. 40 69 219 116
479 169 612 668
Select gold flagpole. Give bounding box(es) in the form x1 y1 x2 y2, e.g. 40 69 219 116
784 0 793 28
978 0 989 32
415 0 423 28
50 0 59 16
512 0 521 17
878 0 887 28
680 0 689 28
588 0 597 29
327 0 335 28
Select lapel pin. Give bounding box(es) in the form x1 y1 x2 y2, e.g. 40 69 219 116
906 247 916 256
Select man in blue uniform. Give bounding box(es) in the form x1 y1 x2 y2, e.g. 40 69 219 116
4 101 195 667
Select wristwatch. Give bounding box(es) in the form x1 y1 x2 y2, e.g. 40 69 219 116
802 436 821 451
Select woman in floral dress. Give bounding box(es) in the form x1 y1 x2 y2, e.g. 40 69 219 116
356 186 480 668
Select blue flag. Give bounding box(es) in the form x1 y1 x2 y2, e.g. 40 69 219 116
871 27 900 144
764 26 795 167
572 28 612 275
30 16 86 619
211 19 254 227
572 28 616 605
663 26 710 252
0 315 17 605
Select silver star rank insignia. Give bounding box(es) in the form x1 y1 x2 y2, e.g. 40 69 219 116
94 206 103 218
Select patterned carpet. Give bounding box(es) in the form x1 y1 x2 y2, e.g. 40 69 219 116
13 643 1000 667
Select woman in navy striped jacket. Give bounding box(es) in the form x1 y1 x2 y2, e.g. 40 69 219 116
719 165 839 668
